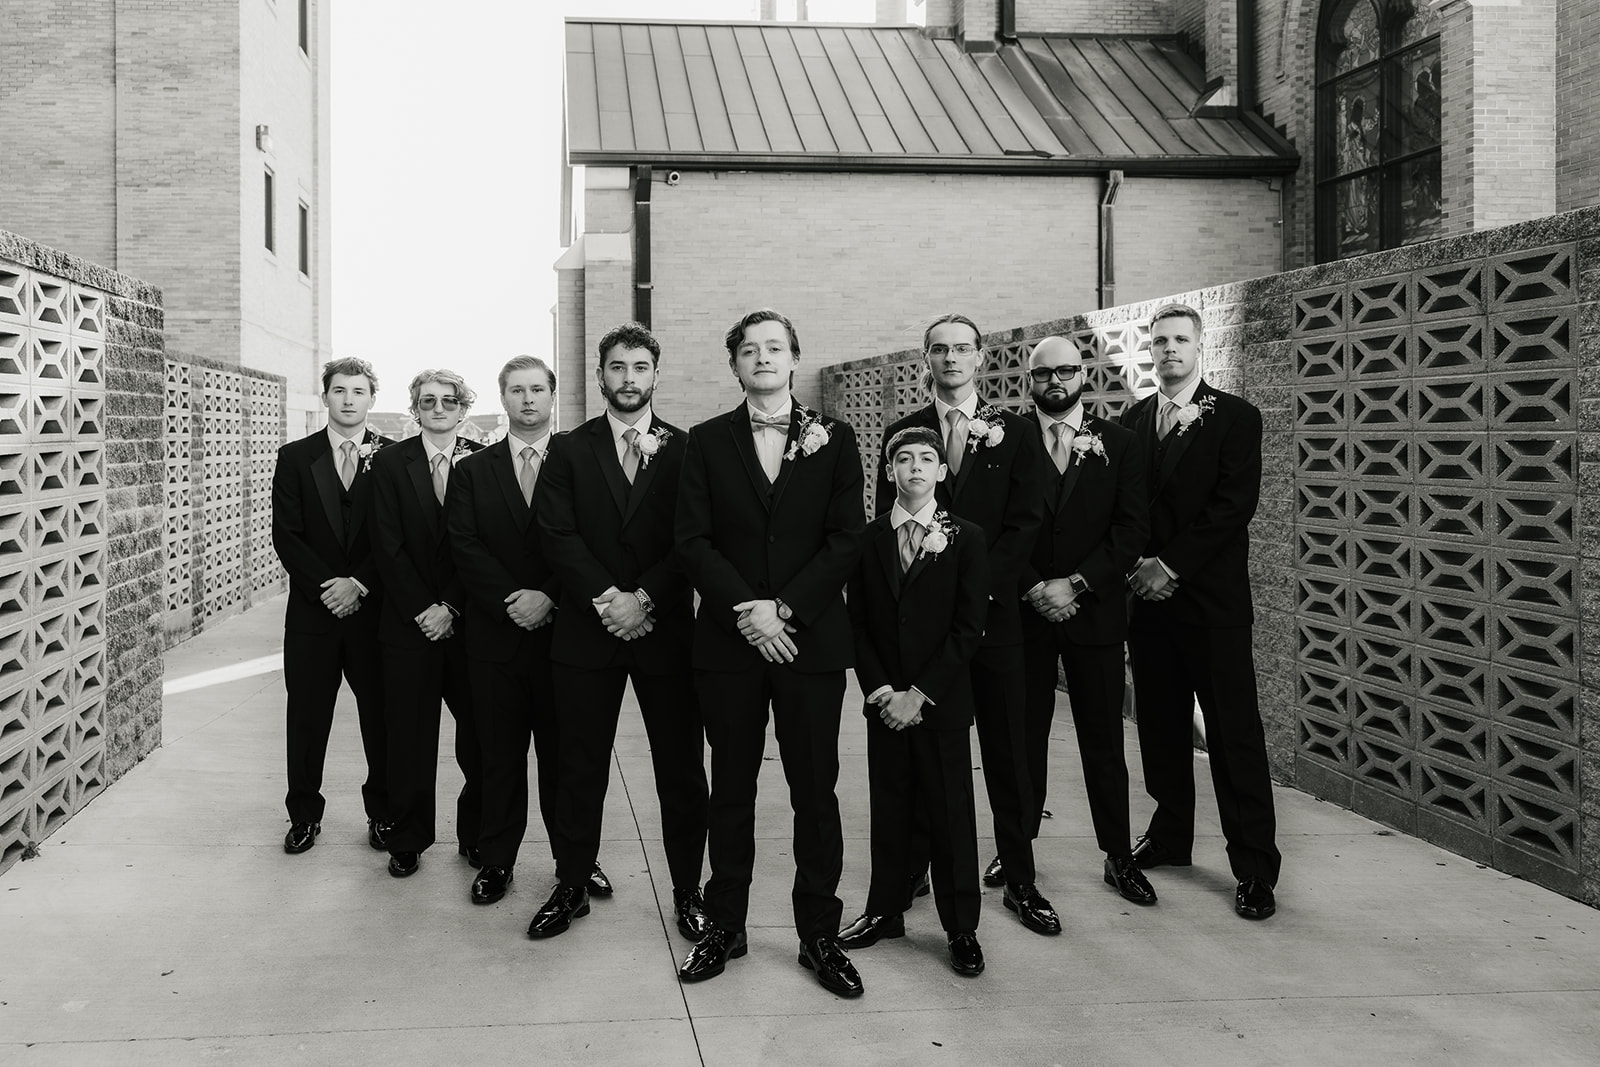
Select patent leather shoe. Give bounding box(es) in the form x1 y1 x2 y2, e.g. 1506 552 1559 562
1104 854 1157 906
458 843 483 868
678 926 747 982
470 864 513 905
673 887 711 942
982 855 1005 887
587 862 614 897
283 821 320 854
1131 834 1191 869
1235 877 1277 920
1003 882 1062 936
388 851 419 878
527 884 590 939
837 912 905 949
367 819 394 851
798 935 864 998
947 932 984 976
902 869 931 910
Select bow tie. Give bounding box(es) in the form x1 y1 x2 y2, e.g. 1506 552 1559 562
750 410 790 433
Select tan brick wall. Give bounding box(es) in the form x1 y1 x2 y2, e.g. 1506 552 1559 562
1114 175 1283 297
1556 0 1600 210
1013 0 1168 33
1464 0 1557 229
1170 0 1207 53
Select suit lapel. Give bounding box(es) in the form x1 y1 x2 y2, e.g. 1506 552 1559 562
344 430 381 544
407 440 440 535
1155 383 1206 495
622 424 669 528
587 419 629 518
901 539 936 591
876 520 902 600
730 404 774 510
311 437 345 543
1055 414 1089 507
768 407 806 512
490 438 531 528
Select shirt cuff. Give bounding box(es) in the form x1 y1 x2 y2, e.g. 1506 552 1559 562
351 578 368 597
1156 558 1178 581
866 685 893 704
909 686 934 707
1024 581 1045 599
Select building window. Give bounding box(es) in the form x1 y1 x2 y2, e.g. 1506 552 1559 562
298 202 310 276
1316 0 1442 261
298 0 308 54
264 168 276 253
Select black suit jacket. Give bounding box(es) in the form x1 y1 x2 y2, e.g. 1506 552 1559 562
676 401 865 674
1019 409 1148 645
271 427 392 634
538 413 693 672
443 435 561 662
847 512 989 730
876 403 1045 648
370 435 484 647
1118 380 1261 628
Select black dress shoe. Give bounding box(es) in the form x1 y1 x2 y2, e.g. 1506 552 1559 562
982 855 1005 887
678 926 747 982
388 851 419 878
1131 834 1191 869
902 869 931 910
947 932 984 976
283 822 320 854
798 935 864 998
471 865 513 905
1235 877 1277 920
458 844 483 868
1104 854 1158 906
674 887 711 942
527 884 590 939
837 912 905 949
587 862 614 897
1003 882 1062 936
367 819 394 851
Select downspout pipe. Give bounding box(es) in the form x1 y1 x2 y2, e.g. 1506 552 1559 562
633 165 652 327
1098 170 1124 310
1000 0 1016 39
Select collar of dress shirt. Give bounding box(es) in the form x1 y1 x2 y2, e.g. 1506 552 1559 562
326 424 366 453
606 407 653 446
1037 401 1084 437
1158 377 1203 411
422 436 456 466
505 428 550 458
933 392 979 424
746 397 792 424
888 497 939 531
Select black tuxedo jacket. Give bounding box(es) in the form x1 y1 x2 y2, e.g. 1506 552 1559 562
538 413 693 672
1118 380 1261 628
443 435 561 662
272 427 392 634
676 401 865 674
876 403 1044 648
370 435 484 648
1019 409 1148 644
847 512 989 730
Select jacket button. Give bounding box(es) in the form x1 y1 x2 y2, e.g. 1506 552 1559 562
768 535 776 543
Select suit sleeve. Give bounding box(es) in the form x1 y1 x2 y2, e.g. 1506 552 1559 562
1077 430 1150 592
535 443 615 602
445 460 521 615
846 557 890 699
271 445 337 591
675 425 760 614
986 416 1045 599
910 530 990 704
370 455 433 621
1160 401 1262 578
775 422 866 627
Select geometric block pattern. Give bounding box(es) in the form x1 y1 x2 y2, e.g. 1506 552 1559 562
1291 242 1583 888
0 257 109 875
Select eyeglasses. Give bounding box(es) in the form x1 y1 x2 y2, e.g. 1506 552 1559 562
927 344 978 357
1029 366 1083 384
417 396 461 411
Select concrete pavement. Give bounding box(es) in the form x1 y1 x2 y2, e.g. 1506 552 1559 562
2 596 1598 1065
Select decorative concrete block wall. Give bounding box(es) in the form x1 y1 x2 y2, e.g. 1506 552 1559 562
821 204 1600 906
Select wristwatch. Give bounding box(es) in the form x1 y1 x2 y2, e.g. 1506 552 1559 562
774 598 793 621
1068 574 1090 597
633 588 655 616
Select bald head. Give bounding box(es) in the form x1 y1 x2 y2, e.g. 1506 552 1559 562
1028 336 1085 415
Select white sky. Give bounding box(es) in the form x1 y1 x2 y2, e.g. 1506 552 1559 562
331 0 898 412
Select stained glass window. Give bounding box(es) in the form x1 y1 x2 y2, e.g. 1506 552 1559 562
1317 0 1443 261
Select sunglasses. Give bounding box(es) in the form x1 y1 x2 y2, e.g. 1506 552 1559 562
1029 366 1083 383
417 395 461 411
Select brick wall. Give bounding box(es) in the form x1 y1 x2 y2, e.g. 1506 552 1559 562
1464 0 1557 229
1556 0 1600 211
1013 0 1168 33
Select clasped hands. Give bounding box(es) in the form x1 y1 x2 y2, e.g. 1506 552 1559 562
1025 578 1080 623
870 687 924 731
733 599 798 663
1127 557 1178 601
504 588 556 630
320 576 363 618
592 586 653 641
414 602 454 641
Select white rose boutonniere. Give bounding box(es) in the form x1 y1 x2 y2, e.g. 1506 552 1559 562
356 438 384 472
967 404 1007 450
1174 395 1217 436
634 426 671 468
784 408 832 461
918 511 958 559
451 439 473 465
1070 430 1109 465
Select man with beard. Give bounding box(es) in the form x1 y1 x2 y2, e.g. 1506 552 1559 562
528 323 710 941
1017 337 1154 908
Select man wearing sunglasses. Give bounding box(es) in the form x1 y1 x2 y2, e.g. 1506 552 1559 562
369 370 485 881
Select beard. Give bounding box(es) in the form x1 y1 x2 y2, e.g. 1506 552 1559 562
1032 382 1081 415
602 381 654 413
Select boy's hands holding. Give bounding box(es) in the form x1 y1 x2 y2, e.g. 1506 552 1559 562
878 689 925 731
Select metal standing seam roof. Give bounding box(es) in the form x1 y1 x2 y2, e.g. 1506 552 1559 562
564 20 1299 176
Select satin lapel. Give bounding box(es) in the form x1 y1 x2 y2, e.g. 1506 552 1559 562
729 405 773 509
1056 417 1089 507
489 438 530 528
622 427 667 528
345 430 382 544
877 522 902 600
767 407 805 512
587 420 629 518
407 443 439 536
1156 384 1205 495
311 441 344 543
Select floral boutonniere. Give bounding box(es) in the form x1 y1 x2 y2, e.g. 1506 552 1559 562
450 439 474 465
634 425 672 468
1071 430 1109 465
357 437 384 473
966 404 1007 451
784 408 832 462
1174 394 1217 436
919 511 958 559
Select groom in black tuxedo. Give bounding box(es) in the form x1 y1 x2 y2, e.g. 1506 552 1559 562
674 309 866 998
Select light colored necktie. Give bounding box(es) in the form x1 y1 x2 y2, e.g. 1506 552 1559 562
897 520 923 572
945 409 968 476
1050 420 1071 474
339 440 355 489
519 446 539 505
1158 402 1178 441
431 453 448 505
622 427 640 484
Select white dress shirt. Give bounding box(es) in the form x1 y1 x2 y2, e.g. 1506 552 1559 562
606 408 654 466
748 398 792 482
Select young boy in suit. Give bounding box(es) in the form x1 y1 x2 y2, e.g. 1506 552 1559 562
841 426 991 976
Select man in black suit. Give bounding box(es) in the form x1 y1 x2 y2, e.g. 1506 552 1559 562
369 369 484 880
446 356 611 907
876 314 1057 936
1119 303 1281 920
527 323 709 941
1017 336 1155 908
674 309 867 998
271 357 393 855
